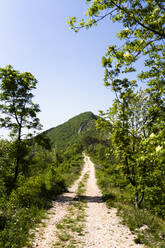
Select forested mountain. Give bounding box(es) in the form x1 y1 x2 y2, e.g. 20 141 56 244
37 111 109 152
43 111 98 148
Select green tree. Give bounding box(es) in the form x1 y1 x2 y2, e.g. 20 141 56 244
0 139 16 192
0 65 42 183
68 0 165 209
108 89 149 207
68 0 165 141
68 0 164 90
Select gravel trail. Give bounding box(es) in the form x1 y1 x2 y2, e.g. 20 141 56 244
31 157 89 248
80 155 144 248
31 154 144 248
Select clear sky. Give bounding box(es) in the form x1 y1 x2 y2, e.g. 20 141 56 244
0 0 123 137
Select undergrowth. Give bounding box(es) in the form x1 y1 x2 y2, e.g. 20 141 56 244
88 154 165 248
0 145 83 248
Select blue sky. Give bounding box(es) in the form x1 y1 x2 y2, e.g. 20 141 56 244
0 0 123 136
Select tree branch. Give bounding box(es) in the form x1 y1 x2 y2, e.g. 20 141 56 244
110 0 165 38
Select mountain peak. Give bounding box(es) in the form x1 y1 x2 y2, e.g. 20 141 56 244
43 111 98 148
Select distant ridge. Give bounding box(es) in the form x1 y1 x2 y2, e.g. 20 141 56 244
42 112 99 149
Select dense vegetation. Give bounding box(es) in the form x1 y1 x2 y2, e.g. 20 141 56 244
86 137 165 247
0 137 83 248
68 0 165 246
0 68 94 248
0 0 164 247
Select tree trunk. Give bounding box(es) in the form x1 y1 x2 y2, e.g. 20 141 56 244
135 190 144 208
13 125 22 184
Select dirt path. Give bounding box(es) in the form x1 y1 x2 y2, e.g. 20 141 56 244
32 157 89 248
31 154 144 248
80 155 144 248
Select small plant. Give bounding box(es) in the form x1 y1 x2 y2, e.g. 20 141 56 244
159 245 165 248
77 172 89 196
87 153 165 248
58 232 72 241
56 223 65 229
55 170 89 247
134 234 144 244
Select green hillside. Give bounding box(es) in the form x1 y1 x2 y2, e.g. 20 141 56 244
42 111 99 149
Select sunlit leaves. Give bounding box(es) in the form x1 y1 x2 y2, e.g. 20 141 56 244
0 65 42 139
0 66 42 182
69 0 165 210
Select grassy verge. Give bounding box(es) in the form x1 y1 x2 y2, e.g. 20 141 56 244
77 173 89 196
0 152 84 248
54 172 89 248
89 155 165 248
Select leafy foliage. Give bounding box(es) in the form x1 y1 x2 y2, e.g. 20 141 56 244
0 138 83 248
68 3 165 244
0 65 41 138
0 65 42 184
0 70 89 248
87 140 165 247
68 0 165 211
